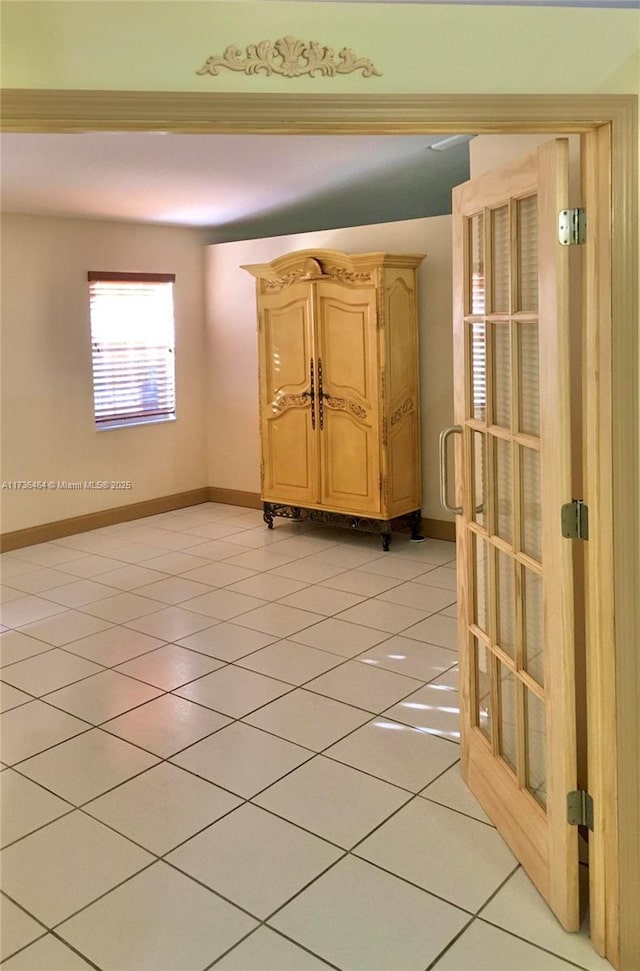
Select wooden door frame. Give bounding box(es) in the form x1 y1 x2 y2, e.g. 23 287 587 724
2 90 637 969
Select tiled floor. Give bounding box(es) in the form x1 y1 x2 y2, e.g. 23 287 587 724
0 503 612 970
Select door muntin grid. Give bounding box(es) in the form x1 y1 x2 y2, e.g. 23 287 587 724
464 195 546 810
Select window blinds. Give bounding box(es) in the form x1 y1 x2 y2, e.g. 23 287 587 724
88 272 176 427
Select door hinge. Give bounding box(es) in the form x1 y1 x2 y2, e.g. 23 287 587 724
558 208 586 246
561 500 589 540
567 790 594 830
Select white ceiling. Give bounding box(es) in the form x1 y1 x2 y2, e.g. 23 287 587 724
0 132 471 241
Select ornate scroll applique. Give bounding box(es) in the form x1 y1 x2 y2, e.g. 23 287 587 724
324 396 367 422
197 37 382 79
272 392 311 415
390 397 415 426
324 266 374 285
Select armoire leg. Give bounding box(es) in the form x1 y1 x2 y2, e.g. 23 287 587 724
263 504 274 529
381 532 392 552
409 509 426 543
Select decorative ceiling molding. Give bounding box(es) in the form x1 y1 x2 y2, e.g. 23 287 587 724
196 36 382 79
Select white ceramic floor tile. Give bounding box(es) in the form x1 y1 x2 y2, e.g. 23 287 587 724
320 569 404 596
181 561 258 587
223 549 303 572
244 688 372 751
80 591 164 623
293 617 390 657
8 545 84 568
355 797 517 912
0 586 26 604
18 728 159 804
384 681 462 743
480 869 614 971
325 717 460 792
232 603 324 638
441 602 458 618
43 669 164 724
173 721 311 797
40 578 125 607
402 612 459 649
432 918 579 970
115 643 224 690
0 700 89 765
271 560 350 583
2 567 76 595
254 755 411 848
180 520 247 540
357 634 457 681
93 563 170 589
391 538 456 566
359 554 432 580
413 564 458 591
376 581 457 613
303 546 385 569
102 692 231 757
0 649 103 696
17 610 113 647
175 664 292 717
54 554 130 579
236 639 343 685
168 803 341 918
57 861 257 971
269 855 469 971
1 596 68 628
85 761 242 854
176 621 278 661
1 934 93 970
335 598 432 634
132 575 214 604
278 585 366 616
0 810 153 926
0 895 45 962
306 660 422 713
124 605 218 640
61 626 166 666
420 762 492 825
0 682 32 712
0 769 71 848
98 542 166 564
182 588 267 620
215 927 333 970
144 556 242 586
0 630 54 667
178 539 246 561
0 557 47 580
226 572 309 600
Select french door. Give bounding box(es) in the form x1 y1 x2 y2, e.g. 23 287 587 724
451 139 580 930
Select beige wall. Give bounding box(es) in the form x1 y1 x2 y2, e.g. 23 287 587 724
0 213 208 532
1 2 637 96
205 215 453 522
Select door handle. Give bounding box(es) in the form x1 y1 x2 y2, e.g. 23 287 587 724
439 425 463 515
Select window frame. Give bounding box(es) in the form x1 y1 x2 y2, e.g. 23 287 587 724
87 270 177 431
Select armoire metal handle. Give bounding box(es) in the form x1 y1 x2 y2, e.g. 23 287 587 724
439 425 463 515
318 357 324 430
310 358 315 430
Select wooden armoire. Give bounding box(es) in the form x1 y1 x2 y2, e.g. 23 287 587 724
243 249 425 549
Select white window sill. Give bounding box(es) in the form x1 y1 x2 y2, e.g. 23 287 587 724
96 414 177 432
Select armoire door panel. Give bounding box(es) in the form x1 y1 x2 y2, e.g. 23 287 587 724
386 274 416 404
320 409 378 512
316 281 380 514
263 408 317 502
258 284 318 506
388 412 421 512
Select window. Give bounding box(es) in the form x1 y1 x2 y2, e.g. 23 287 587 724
88 271 176 429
